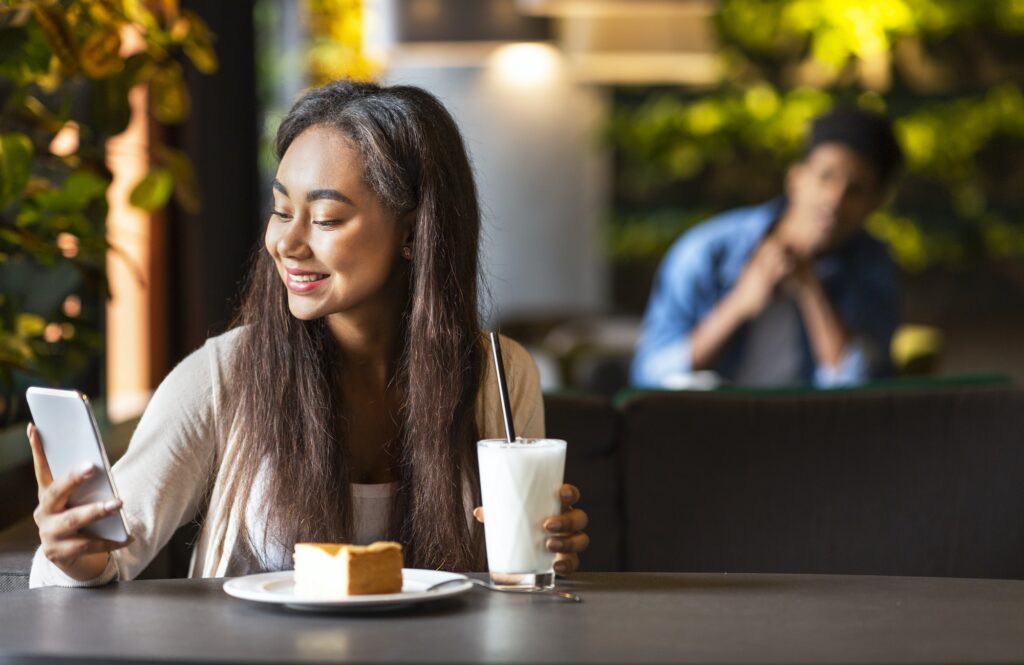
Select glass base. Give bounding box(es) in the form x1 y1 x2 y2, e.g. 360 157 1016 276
488 571 555 591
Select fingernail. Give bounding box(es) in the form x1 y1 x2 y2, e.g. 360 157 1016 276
26 423 33 437
78 462 96 476
547 538 565 553
104 499 122 512
561 489 574 501
554 561 569 575
545 520 565 534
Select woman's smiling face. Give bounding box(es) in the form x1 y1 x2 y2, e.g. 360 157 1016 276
265 125 411 323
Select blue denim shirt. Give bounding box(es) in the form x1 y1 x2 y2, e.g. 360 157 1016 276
630 199 901 388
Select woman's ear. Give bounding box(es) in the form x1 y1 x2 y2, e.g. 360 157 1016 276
399 210 416 260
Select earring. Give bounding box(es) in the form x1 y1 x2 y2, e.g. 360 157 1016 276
401 245 413 260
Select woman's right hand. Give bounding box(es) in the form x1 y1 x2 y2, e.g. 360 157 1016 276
27 422 132 582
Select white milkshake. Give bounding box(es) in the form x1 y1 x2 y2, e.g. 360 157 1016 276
477 438 566 590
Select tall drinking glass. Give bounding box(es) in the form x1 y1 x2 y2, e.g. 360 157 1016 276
477 438 567 590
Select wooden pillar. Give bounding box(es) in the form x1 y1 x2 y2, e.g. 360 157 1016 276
104 30 169 423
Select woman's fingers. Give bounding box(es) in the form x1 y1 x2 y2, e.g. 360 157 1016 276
27 424 131 575
553 553 579 577
43 535 132 564
544 507 588 535
39 463 97 514
546 531 590 555
551 485 587 577
42 499 123 540
27 423 53 488
544 504 589 574
559 484 580 507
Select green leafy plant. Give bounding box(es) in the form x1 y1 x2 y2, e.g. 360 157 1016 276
0 0 217 421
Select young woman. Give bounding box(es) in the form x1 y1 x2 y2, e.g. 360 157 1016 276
27 80 589 586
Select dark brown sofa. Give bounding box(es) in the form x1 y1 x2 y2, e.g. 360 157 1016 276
618 386 1024 578
3 384 1023 590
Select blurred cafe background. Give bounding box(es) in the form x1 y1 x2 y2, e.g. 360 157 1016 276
2 0 1024 509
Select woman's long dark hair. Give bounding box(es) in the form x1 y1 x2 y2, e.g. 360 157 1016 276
222 81 484 571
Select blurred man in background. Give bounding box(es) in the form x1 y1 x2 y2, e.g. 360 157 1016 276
631 107 903 388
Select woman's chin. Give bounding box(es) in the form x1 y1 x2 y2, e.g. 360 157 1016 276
286 302 324 321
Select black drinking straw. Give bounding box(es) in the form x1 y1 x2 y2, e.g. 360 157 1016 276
488 331 517 443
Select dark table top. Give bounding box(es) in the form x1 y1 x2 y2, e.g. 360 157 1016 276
2 572 1024 664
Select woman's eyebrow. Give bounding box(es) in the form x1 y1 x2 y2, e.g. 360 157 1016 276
307 189 355 206
271 180 355 206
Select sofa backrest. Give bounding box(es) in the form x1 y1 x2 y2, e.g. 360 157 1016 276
6 386 1022 587
621 386 1024 578
544 393 623 571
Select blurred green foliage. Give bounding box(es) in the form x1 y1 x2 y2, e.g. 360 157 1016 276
607 0 1024 273
0 0 216 422
304 0 376 85
253 0 378 196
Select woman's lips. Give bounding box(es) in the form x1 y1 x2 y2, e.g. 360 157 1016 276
284 270 329 294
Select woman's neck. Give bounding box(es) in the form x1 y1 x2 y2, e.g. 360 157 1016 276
325 276 409 386
327 318 400 387
328 310 406 484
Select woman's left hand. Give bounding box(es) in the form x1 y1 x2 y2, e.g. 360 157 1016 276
472 483 590 577
544 483 589 576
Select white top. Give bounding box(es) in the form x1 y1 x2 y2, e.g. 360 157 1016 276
350 482 396 544
243 476 398 571
30 328 544 587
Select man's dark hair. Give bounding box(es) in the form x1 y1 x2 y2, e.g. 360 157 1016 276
805 107 904 187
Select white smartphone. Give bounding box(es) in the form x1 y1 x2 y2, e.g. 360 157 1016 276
25 387 131 543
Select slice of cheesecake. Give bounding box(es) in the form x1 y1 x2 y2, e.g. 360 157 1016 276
293 541 404 597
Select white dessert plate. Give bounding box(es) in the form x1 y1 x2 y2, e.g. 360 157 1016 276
223 568 473 611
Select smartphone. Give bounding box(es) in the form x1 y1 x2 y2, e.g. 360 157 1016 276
25 387 131 543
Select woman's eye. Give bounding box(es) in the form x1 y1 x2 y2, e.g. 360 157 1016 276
271 210 292 220
313 219 342 227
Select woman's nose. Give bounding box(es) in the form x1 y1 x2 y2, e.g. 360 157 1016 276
276 218 312 259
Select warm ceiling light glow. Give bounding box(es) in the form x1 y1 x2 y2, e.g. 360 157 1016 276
517 0 714 18
566 52 722 84
487 42 561 88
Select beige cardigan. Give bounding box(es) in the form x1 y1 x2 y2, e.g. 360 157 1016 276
30 328 544 587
